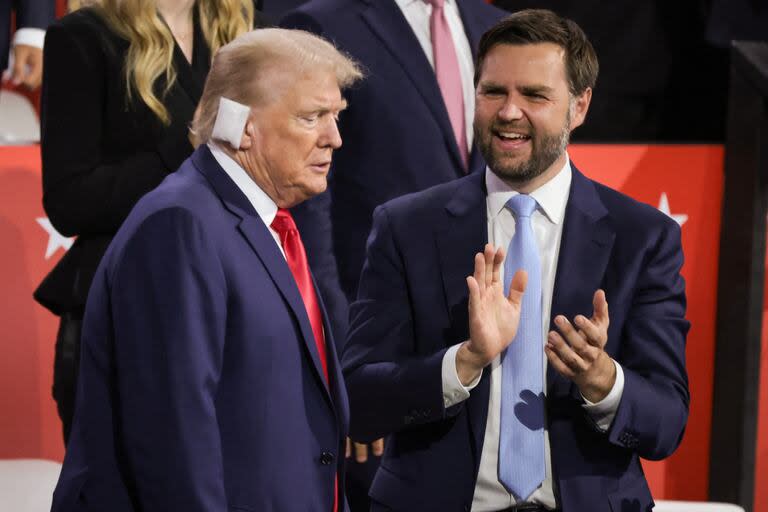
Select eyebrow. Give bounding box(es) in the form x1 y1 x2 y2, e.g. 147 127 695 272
478 82 508 93
519 85 555 96
307 99 349 116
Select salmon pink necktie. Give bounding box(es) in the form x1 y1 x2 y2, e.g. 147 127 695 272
425 0 468 168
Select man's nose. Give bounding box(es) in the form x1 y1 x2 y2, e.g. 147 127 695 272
497 97 524 121
321 117 343 149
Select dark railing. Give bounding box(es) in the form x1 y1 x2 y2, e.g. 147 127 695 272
710 41 768 512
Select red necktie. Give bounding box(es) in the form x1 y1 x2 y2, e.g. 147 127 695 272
270 209 337 512
270 208 329 380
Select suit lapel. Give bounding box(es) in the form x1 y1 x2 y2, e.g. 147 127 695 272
191 147 334 404
359 0 465 173
548 166 615 396
434 172 490 465
315 279 349 431
455 0 484 60
171 11 209 106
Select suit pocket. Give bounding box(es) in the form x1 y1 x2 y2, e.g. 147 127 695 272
608 475 654 512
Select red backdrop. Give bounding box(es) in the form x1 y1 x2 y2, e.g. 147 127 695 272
1 143 765 508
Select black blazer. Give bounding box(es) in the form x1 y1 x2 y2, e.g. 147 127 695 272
34 7 212 314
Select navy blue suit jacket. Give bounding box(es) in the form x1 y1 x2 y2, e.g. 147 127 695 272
52 145 349 512
283 0 506 313
343 168 690 511
1 0 54 71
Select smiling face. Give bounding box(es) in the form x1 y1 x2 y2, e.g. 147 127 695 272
240 68 347 208
474 42 591 192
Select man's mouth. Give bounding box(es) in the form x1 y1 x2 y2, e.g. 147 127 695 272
310 161 331 172
494 130 531 142
492 129 532 149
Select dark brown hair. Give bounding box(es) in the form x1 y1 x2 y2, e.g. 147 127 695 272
475 9 599 96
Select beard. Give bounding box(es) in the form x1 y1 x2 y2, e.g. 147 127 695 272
476 112 571 184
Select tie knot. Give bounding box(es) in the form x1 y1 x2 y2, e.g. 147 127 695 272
506 194 537 218
270 208 297 235
423 0 445 9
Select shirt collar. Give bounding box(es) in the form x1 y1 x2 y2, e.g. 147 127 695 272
208 142 278 227
485 155 572 225
394 0 457 10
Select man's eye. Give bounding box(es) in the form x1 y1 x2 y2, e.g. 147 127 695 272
301 115 319 123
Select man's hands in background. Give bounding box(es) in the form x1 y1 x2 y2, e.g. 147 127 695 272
346 438 384 463
3 44 43 89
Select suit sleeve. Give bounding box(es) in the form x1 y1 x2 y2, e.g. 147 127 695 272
13 0 55 29
343 205 449 443
607 219 690 460
108 207 228 511
40 21 192 237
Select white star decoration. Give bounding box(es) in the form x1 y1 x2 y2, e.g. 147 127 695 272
36 217 74 259
657 193 688 227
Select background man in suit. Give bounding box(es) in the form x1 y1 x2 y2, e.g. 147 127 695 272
1 0 54 89
51 28 362 511
280 1 505 505
343 10 689 511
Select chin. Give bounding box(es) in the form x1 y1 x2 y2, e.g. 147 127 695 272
299 180 328 203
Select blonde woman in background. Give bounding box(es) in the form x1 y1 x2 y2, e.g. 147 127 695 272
34 0 265 443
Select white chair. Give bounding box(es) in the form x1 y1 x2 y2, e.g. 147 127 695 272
0 459 62 512
0 88 40 144
655 500 746 512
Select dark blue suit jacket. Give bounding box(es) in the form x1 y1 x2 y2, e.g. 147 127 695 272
52 146 349 512
283 0 506 314
343 168 690 511
1 0 54 71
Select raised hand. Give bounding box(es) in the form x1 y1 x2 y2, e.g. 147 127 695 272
456 244 527 385
545 289 616 402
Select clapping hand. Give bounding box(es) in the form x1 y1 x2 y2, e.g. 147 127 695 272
456 244 527 385
545 290 616 402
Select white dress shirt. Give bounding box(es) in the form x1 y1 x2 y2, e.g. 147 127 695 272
12 28 45 49
208 143 285 258
393 0 475 150
441 158 626 511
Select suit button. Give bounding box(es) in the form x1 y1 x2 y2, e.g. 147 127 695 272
320 451 335 465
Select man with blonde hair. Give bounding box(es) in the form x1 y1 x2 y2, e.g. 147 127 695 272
52 28 362 512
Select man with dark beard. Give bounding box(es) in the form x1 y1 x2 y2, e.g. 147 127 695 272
341 10 689 512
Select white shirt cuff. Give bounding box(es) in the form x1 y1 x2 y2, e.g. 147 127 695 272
13 28 46 49
581 359 625 431
442 343 481 408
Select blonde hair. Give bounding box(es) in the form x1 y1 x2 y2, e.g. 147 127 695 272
190 28 363 147
74 0 253 125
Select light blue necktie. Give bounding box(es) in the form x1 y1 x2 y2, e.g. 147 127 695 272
499 194 545 501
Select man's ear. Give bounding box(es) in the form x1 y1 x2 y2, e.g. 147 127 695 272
238 120 254 151
569 87 592 131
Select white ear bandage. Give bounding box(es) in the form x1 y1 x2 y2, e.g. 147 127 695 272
211 97 251 150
